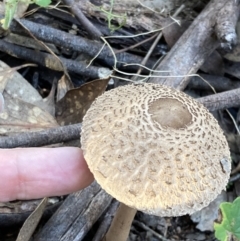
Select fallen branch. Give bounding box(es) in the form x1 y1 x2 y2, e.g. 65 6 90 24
149 0 239 90
197 88 240 111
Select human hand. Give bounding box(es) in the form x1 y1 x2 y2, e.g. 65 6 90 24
0 147 94 202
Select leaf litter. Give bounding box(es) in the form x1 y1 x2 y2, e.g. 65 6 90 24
0 61 58 134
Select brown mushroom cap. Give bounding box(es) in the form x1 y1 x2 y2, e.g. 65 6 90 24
81 83 231 216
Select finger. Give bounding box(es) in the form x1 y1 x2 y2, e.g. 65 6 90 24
0 147 94 202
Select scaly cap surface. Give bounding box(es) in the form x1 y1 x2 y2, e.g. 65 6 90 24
81 84 231 216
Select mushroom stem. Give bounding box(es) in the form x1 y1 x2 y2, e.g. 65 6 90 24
103 203 137 241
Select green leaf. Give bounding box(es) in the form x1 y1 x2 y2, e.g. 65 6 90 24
34 0 51 7
214 197 240 241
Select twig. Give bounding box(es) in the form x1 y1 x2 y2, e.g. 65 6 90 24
131 32 163 81
114 32 158 54
188 74 240 92
15 18 71 80
131 4 185 81
133 220 174 241
104 26 171 39
0 40 109 79
62 0 102 40
10 19 153 69
197 87 240 111
0 123 81 148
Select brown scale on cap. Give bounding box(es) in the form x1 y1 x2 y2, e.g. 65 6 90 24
81 83 231 217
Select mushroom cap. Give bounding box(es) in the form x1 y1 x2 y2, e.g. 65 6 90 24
81 83 231 217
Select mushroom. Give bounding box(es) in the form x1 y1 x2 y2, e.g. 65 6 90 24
81 83 231 241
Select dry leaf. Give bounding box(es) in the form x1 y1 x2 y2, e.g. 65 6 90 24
0 61 42 102
16 198 48 241
0 61 54 114
35 78 58 116
56 78 110 125
57 74 74 101
0 62 58 134
0 91 58 134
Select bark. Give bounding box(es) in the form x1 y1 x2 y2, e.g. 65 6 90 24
0 124 81 148
197 88 240 111
148 0 239 90
32 182 112 241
